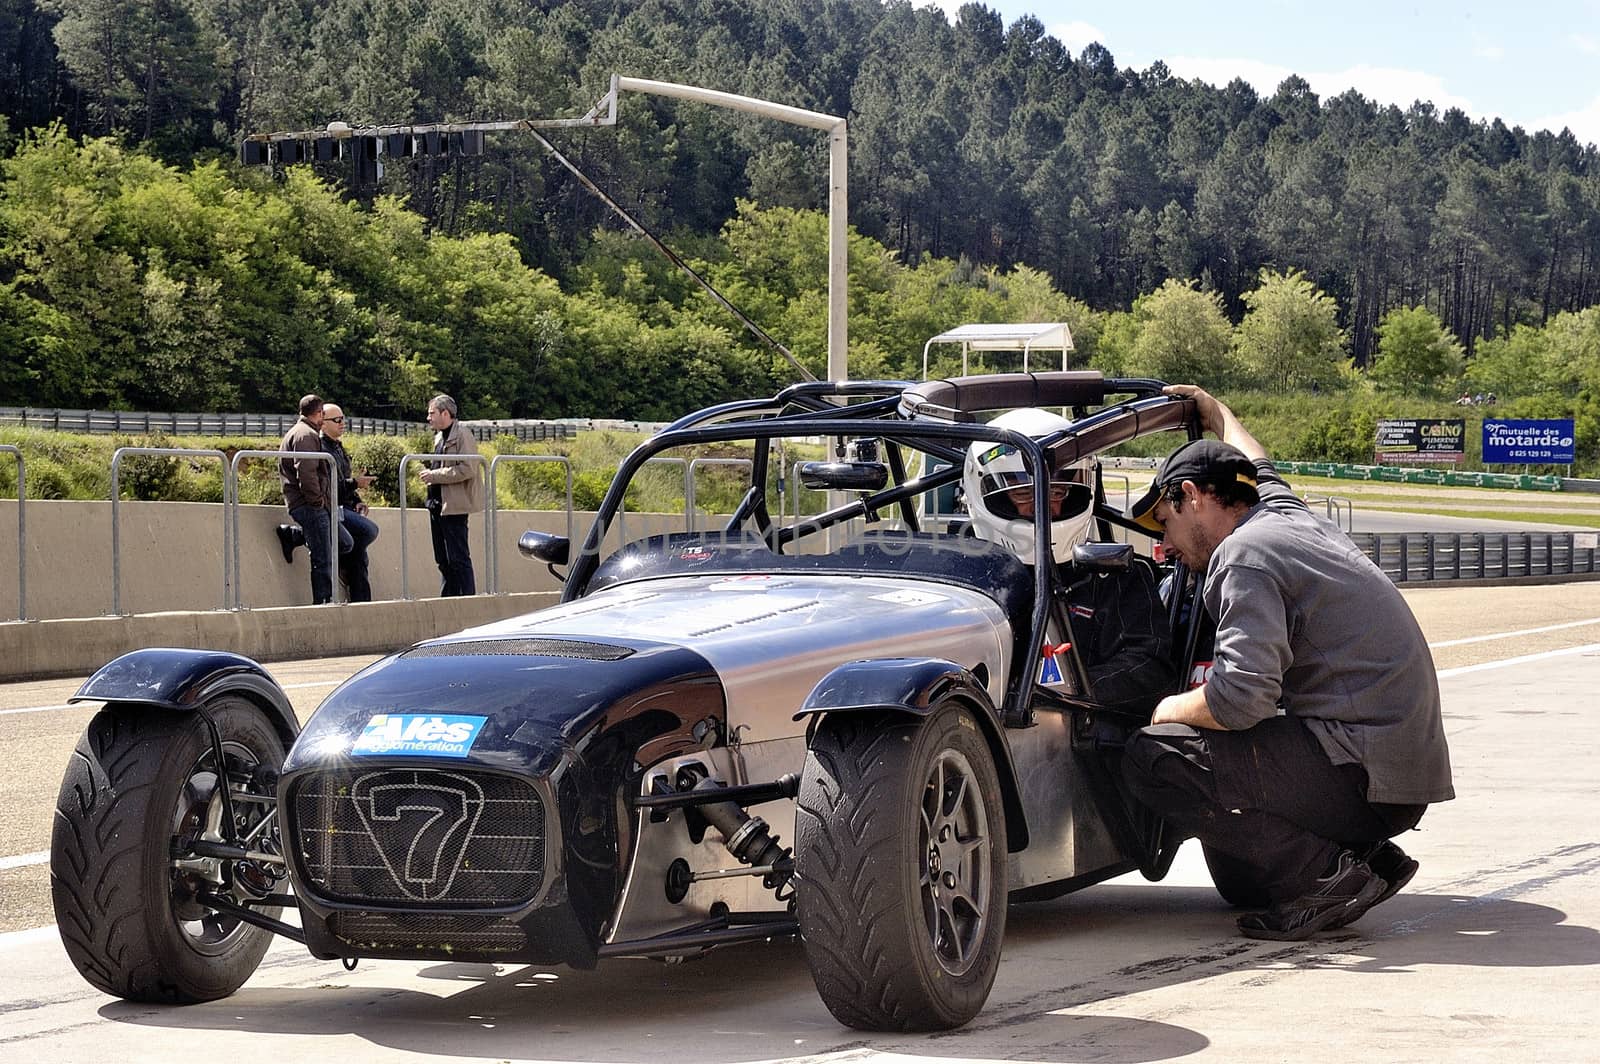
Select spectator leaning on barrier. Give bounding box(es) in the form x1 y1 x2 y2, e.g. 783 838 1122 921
276 394 335 605
1120 383 1454 942
320 403 379 603
418 394 481 597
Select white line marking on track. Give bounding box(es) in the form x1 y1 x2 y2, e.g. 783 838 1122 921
0 850 48 871
1429 616 1600 649
1437 642 1600 678
0 925 58 951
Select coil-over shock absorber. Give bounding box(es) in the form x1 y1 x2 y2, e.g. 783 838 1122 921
691 775 794 894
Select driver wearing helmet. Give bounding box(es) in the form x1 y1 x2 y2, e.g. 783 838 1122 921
963 409 1176 716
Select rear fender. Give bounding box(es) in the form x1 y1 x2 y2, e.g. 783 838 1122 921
796 657 1029 852
71 648 300 748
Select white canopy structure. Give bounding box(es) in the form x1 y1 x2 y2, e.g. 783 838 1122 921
921 323 1075 379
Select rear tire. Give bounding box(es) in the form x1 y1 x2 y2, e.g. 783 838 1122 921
50 697 285 1003
795 701 1007 1031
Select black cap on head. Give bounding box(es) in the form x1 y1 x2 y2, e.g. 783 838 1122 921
1129 439 1258 532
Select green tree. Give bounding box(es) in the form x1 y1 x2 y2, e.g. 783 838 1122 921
1124 279 1236 384
1370 305 1464 396
1234 268 1347 391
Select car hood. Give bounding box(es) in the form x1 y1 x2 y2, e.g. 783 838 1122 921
457 573 1013 741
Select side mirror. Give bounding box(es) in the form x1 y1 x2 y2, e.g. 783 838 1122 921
798 461 889 492
1072 542 1134 573
518 531 570 565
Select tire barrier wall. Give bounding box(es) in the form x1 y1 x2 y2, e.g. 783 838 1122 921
1350 530 1600 584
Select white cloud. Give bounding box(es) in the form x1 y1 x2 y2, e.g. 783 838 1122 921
1472 44 1505 61
1571 33 1600 55
1164 56 1475 115
1046 20 1107 55
1529 96 1600 149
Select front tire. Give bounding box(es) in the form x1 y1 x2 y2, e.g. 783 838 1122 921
795 701 1007 1031
50 697 286 1003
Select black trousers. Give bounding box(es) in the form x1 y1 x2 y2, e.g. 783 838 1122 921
429 512 475 596
1122 716 1424 902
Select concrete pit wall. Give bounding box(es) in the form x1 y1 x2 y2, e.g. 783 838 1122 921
0 500 724 679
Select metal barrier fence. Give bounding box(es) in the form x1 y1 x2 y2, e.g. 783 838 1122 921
487 455 574 593
1 445 23 620
1350 531 1599 583
397 453 491 600
1 405 576 442
686 458 754 532
111 447 232 615
230 450 339 608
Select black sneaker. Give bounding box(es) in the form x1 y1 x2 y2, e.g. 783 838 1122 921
275 524 301 564
1237 850 1385 941
1327 840 1418 929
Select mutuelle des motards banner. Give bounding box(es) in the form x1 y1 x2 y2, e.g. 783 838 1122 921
1482 419 1576 465
1374 418 1466 464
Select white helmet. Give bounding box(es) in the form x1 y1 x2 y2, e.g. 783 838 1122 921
963 408 1096 566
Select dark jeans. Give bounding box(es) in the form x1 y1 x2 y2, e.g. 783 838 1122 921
338 507 379 603
429 512 475 596
288 504 335 604
1122 716 1425 902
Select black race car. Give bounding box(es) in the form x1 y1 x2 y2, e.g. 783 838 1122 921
51 372 1215 1031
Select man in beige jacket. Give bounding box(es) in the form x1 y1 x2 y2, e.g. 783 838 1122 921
418 393 481 596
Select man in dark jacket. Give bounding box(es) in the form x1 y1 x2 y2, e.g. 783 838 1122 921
1122 384 1454 941
320 402 378 602
277 394 335 604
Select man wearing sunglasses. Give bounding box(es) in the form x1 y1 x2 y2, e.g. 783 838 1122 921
962 408 1175 718
1120 384 1453 942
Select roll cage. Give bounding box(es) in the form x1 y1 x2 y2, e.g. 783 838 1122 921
562 372 1202 729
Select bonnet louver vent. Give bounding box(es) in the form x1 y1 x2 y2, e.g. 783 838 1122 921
404 638 635 660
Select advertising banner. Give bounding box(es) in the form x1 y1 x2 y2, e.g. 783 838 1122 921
1374 418 1466 465
1481 419 1576 465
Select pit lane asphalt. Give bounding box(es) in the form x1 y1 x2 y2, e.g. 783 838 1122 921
2 585 1598 1062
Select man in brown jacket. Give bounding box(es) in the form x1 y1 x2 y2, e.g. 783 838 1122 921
418 393 481 596
277 394 335 604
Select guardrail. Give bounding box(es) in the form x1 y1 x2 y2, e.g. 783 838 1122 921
397 453 491 600
1 405 577 442
111 447 232 615
1 445 23 620
1350 531 1599 583
230 450 339 607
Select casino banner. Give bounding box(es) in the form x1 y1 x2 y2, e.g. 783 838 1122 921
1374 418 1466 465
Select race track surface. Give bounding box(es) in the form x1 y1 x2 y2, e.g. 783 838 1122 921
2 584 1598 1062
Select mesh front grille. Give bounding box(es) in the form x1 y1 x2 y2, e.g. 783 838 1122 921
293 768 545 905
328 911 528 955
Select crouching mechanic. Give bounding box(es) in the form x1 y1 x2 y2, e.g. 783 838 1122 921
1122 384 1454 941
963 408 1176 717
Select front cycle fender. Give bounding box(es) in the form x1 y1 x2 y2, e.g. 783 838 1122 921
71 648 299 748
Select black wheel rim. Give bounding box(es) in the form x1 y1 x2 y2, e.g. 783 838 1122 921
168 739 278 954
918 748 991 976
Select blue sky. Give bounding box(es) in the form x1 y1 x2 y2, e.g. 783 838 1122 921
919 1 1600 147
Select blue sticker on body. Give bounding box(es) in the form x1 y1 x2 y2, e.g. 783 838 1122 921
1039 654 1064 686
352 714 487 758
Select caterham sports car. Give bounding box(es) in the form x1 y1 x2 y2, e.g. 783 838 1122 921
52 372 1214 1031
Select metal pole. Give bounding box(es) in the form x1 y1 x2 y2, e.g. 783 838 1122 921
615 76 848 382
0 446 22 620
399 452 488 599
486 455 573 593
686 458 754 532
111 447 229 615
229 449 336 608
